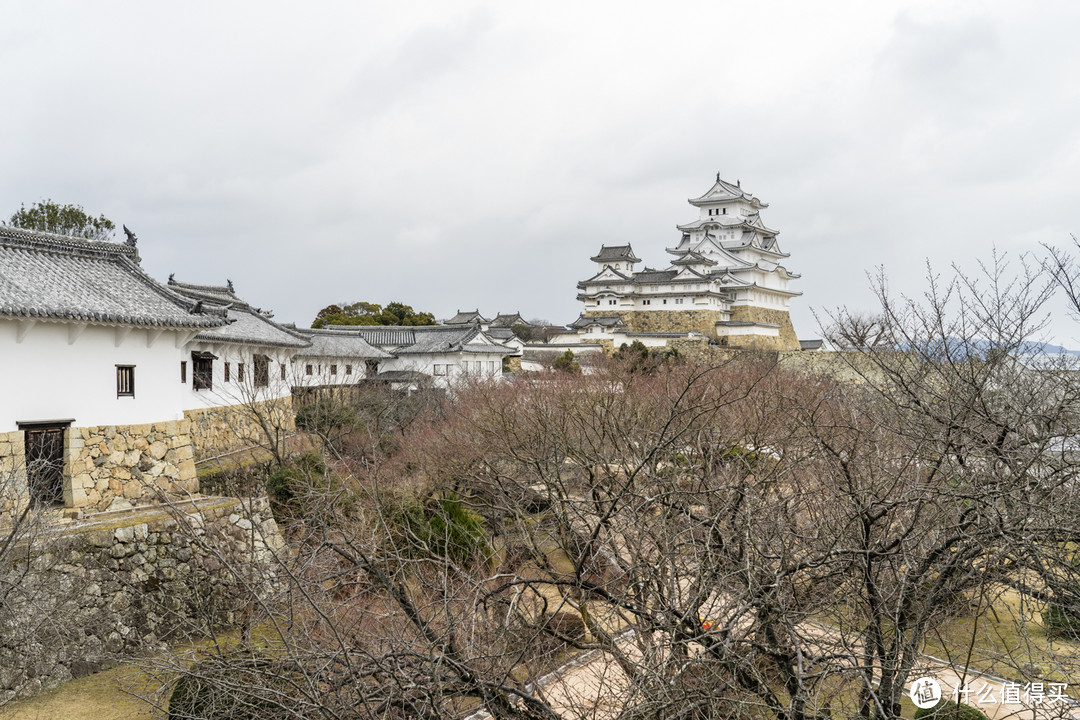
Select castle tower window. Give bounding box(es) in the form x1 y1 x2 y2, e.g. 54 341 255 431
224 362 231 382
180 361 187 384
237 363 245 382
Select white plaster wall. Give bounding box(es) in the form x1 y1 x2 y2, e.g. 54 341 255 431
716 324 780 338
0 319 189 431
182 342 295 410
382 352 503 389
291 355 376 387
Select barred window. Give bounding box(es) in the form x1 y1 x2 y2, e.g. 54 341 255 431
116 365 135 398
254 355 269 388
192 351 215 391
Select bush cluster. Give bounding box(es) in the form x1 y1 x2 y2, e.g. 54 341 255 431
914 700 989 720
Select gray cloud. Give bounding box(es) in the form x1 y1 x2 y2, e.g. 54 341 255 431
1 1 1078 343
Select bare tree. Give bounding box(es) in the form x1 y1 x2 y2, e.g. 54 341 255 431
823 307 894 350
136 252 1080 720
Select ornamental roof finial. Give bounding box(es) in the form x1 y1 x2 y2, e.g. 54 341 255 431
737 179 741 187
716 171 720 182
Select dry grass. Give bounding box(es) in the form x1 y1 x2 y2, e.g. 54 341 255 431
924 586 1080 685
0 663 160 720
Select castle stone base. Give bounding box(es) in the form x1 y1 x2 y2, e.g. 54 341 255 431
722 307 800 352
584 308 799 351
584 309 727 337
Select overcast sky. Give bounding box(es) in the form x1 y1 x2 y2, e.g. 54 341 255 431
3 1 1079 342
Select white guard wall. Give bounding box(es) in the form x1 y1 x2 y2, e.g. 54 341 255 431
291 356 375 387
0 320 189 431
383 352 503 389
182 342 295 410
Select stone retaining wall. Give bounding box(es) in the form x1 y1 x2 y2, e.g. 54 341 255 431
582 308 800 351
68 421 199 513
584 309 727 337
185 398 296 462
725 306 800 351
0 496 284 703
0 431 27 521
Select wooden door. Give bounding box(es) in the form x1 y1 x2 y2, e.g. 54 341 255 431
25 425 65 505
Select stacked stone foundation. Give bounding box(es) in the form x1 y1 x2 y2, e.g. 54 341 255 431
584 309 727 337
584 307 800 351
0 422 199 521
722 306 800 351
0 496 284 703
185 397 296 462
0 431 27 521
68 421 199 512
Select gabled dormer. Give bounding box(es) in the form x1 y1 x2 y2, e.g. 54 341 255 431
688 174 768 223
590 244 641 274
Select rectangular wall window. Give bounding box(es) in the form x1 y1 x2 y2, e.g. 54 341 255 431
224 362 231 382
237 363 245 382
116 365 135 398
306 364 313 376
433 364 445 376
180 361 187 384
329 364 337 376
280 364 286 381
254 355 269 388
192 352 214 391
345 364 352 375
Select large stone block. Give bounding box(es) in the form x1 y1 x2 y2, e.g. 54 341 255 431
584 309 728 337
725 306 800 351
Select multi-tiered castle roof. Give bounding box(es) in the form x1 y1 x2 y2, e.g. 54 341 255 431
573 176 801 350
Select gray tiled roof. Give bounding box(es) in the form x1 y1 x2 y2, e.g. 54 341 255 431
490 313 528 327
688 177 767 208
169 278 311 348
337 324 514 356
330 326 416 347
195 308 312 348
632 269 678 284
374 370 432 383
590 245 640 263
485 327 517 340
569 315 628 330
671 251 717 266
0 226 226 329
294 329 393 359
445 309 488 325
